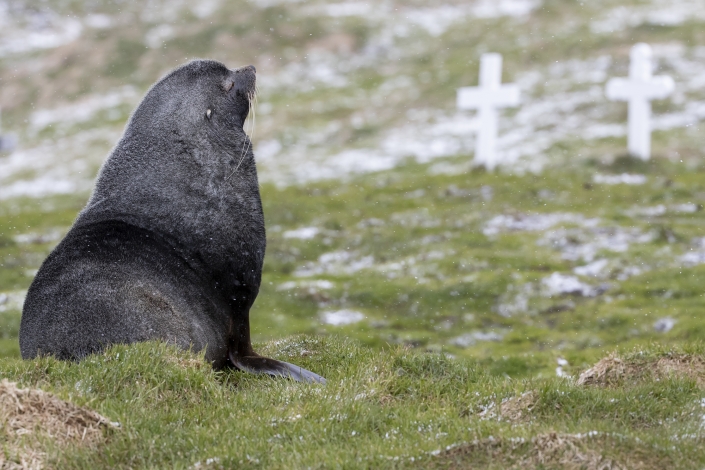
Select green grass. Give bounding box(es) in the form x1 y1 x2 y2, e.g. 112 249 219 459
1 339 704 468
3 157 705 466
4 156 705 370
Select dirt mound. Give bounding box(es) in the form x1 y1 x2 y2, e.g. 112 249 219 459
479 391 537 422
431 432 664 470
0 379 116 469
577 353 705 387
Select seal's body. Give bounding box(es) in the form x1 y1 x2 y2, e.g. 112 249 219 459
19 60 324 383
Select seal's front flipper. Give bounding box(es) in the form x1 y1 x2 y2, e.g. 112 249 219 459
229 352 326 384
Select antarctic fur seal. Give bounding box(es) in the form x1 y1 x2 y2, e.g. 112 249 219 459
19 60 325 383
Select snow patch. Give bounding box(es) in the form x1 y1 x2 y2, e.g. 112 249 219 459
654 317 676 333
321 309 365 326
451 330 506 348
483 213 595 237
541 273 604 297
30 87 138 131
277 280 334 291
591 0 705 34
593 174 647 185
0 8 82 57
0 290 27 312
14 229 63 245
145 24 175 48
294 251 375 277
574 259 609 278
283 227 320 240
539 226 655 262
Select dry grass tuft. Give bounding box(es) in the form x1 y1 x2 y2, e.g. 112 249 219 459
479 391 537 422
577 353 627 387
524 432 618 470
165 355 207 370
654 355 705 387
431 432 667 470
499 391 538 422
0 379 116 469
578 353 705 387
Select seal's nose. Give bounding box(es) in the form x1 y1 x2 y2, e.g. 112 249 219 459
236 65 256 74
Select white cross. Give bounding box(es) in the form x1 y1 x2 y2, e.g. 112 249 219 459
605 43 674 160
457 53 520 171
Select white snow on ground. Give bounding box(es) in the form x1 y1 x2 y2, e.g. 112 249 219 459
573 259 609 278
3 3 705 194
653 317 676 333
256 41 705 185
471 0 541 18
1 92 127 201
593 174 647 185
145 24 176 48
541 272 603 297
495 283 533 317
0 129 118 200
539 226 655 262
0 290 27 312
320 309 365 326
84 14 114 29
294 251 375 277
13 229 64 245
679 238 705 266
0 177 80 200
627 203 700 217
305 0 540 30
451 330 506 348
0 7 82 57
283 227 321 240
482 213 597 237
681 251 705 266
277 279 334 291
556 357 570 378
190 0 222 18
29 87 138 131
591 0 705 34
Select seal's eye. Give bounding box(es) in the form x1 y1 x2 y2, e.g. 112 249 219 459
225 81 234 92
206 109 212 119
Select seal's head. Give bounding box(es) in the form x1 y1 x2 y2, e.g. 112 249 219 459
82 59 262 234
129 59 256 138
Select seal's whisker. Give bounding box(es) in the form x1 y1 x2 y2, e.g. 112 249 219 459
226 95 256 181
236 103 255 172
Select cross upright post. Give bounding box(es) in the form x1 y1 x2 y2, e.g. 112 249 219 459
457 53 520 171
605 43 674 160
0 107 15 153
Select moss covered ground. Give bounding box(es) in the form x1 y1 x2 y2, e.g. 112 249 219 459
3 157 705 467
1 339 705 468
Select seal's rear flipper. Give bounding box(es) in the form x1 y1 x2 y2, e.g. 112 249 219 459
229 352 326 384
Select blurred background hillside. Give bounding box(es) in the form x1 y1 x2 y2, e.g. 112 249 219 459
2 0 705 376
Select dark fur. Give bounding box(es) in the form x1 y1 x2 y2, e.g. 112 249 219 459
19 60 325 383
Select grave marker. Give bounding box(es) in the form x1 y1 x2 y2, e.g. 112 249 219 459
457 53 520 170
606 43 674 160
0 108 16 152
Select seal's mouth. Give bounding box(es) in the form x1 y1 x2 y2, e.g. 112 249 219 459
225 65 258 179
225 64 257 131
230 65 257 103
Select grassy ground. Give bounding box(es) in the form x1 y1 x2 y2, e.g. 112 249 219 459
4 156 705 371
2 338 705 468
3 156 705 467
